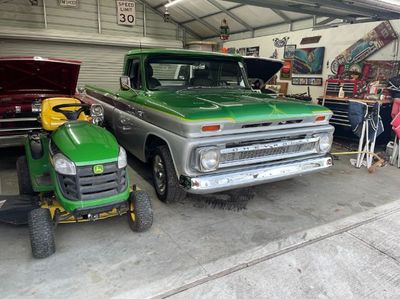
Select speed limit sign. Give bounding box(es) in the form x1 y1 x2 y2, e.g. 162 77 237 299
116 0 136 26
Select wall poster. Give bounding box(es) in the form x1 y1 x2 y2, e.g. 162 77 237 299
335 21 397 65
293 47 325 75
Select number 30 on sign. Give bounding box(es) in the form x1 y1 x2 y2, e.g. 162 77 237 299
116 0 136 25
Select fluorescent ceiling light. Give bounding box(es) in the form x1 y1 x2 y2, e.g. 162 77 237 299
165 0 186 8
378 0 400 5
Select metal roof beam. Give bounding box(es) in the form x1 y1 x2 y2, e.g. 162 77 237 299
181 4 245 25
207 0 254 32
173 5 221 35
137 0 202 39
315 17 336 26
286 0 400 19
271 9 291 23
205 16 312 39
223 0 356 21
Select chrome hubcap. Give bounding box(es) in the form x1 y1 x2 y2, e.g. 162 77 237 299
153 155 166 194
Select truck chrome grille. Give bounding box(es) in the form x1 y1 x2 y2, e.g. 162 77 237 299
57 162 127 201
219 137 319 168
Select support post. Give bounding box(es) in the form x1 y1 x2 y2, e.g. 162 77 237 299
43 0 48 29
97 0 102 34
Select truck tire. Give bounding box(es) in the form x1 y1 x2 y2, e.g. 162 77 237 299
128 191 153 232
152 145 186 203
16 156 35 195
28 208 55 259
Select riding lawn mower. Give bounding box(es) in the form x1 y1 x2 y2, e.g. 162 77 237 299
12 97 153 258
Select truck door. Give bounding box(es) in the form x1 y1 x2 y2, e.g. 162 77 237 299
113 58 146 159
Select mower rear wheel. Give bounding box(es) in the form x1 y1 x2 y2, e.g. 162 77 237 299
152 145 186 203
16 156 35 195
128 191 153 232
28 208 55 259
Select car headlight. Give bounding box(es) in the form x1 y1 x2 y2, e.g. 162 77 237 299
198 147 220 172
52 153 76 175
118 146 127 169
316 134 333 153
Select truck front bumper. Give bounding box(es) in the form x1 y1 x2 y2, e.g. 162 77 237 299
180 156 332 194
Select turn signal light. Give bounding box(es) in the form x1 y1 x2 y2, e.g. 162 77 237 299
202 124 221 132
315 115 326 122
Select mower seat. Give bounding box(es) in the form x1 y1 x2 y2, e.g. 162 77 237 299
41 97 90 131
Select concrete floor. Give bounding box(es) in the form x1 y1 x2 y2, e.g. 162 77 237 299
0 145 399 299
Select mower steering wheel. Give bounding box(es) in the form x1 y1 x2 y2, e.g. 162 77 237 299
52 103 90 121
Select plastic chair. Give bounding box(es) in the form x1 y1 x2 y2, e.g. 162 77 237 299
390 98 400 167
348 100 383 169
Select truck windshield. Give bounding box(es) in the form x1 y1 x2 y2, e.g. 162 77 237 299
145 56 249 91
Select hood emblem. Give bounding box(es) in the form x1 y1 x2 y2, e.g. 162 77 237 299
93 164 104 174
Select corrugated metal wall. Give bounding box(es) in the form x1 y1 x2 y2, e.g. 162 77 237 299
0 0 191 90
1 38 130 90
0 0 181 40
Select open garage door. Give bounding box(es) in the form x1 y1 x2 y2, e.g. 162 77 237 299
1 39 139 90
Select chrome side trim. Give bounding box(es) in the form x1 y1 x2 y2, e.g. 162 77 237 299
0 127 41 132
0 135 27 148
0 118 37 122
184 156 332 194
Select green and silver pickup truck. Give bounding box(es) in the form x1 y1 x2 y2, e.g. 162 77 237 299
81 49 334 203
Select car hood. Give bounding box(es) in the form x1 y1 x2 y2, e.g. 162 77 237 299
145 90 330 123
52 121 119 165
0 57 81 96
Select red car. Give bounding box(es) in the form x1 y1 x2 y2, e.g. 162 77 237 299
0 56 81 147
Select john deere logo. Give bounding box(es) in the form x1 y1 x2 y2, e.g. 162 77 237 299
93 165 104 174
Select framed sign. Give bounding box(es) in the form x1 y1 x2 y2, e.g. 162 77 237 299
280 60 292 80
283 44 296 59
335 21 397 66
59 0 78 7
116 0 136 26
292 77 323 86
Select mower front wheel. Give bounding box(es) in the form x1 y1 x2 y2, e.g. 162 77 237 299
128 191 153 232
28 208 55 259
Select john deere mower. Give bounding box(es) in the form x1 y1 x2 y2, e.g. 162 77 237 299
16 97 153 258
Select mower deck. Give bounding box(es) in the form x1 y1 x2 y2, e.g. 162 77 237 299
0 195 37 225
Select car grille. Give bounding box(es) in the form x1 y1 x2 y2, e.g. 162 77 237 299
57 162 127 201
219 137 320 168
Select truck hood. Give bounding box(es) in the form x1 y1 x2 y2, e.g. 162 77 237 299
146 90 330 123
52 121 119 165
0 57 81 96
243 57 283 82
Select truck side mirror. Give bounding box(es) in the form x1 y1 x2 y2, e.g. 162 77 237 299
120 76 131 90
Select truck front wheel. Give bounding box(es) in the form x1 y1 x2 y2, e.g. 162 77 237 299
28 208 55 259
152 145 186 203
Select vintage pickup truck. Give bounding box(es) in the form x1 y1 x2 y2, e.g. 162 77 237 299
0 57 81 147
82 49 334 203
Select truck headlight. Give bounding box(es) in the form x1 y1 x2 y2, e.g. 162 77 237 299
90 104 104 125
198 147 220 172
118 146 127 169
316 134 333 153
52 153 76 175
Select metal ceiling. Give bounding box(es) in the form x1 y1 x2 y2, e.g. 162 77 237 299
140 0 400 39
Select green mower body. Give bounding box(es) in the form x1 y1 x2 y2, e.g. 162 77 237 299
25 121 130 214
